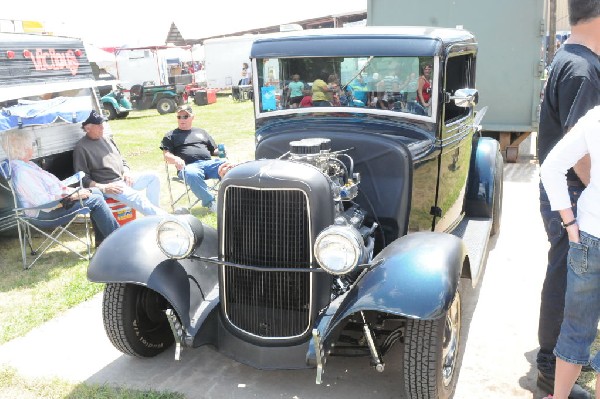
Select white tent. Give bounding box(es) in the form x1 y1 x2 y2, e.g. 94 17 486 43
84 42 118 79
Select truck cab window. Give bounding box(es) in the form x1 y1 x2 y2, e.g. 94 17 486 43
256 56 434 117
444 54 475 123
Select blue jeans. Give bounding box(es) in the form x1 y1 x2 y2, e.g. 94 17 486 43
105 171 167 216
537 182 583 374
35 188 119 241
178 159 224 207
554 231 600 371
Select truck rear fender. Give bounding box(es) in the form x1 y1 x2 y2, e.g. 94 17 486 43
310 232 466 350
465 136 501 217
88 216 219 333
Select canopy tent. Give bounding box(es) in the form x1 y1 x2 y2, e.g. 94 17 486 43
84 42 116 65
84 42 118 77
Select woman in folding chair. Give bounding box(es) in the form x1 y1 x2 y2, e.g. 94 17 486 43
1 129 120 254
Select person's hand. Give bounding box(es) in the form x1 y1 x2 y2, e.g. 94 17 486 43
566 223 580 244
218 162 235 178
123 172 134 187
78 189 91 200
174 157 185 171
66 189 91 201
98 182 123 195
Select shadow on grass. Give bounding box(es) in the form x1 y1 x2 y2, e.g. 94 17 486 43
117 113 166 121
0 223 91 293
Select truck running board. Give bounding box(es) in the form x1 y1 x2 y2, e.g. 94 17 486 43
451 217 492 286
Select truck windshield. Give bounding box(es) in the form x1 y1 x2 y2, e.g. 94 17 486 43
256 56 434 116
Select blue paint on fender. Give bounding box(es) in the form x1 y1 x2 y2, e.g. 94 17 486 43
308 231 466 360
88 216 219 335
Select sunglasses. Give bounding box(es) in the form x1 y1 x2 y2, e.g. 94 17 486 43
177 115 191 119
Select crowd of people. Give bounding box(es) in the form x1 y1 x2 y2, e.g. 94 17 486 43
1 105 232 249
276 65 432 116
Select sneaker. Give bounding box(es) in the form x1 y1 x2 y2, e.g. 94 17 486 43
208 201 218 214
537 372 592 399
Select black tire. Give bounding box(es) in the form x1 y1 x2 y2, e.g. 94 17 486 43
116 111 129 119
490 150 504 236
102 104 117 120
156 98 177 114
403 280 463 399
102 283 174 357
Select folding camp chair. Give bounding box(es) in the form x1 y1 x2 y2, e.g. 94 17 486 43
164 161 219 213
0 159 92 270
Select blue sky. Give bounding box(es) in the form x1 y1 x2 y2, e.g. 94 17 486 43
4 0 367 47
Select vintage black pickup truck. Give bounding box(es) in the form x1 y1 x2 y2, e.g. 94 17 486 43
89 27 503 399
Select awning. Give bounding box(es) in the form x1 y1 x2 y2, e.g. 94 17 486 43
0 79 98 103
0 96 93 132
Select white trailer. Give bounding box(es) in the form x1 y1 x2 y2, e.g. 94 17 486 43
368 0 546 162
203 35 256 89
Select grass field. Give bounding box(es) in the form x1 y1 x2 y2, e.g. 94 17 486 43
0 96 254 398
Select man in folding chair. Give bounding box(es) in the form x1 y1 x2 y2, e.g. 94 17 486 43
160 105 233 213
74 111 168 217
1 129 119 269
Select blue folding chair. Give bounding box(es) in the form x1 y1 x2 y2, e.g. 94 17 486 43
0 159 92 269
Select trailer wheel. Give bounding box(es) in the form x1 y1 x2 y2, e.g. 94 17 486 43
403 280 463 399
157 98 177 114
102 283 174 357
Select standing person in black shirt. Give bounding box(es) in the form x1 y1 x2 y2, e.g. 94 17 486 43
160 105 229 213
536 1 600 398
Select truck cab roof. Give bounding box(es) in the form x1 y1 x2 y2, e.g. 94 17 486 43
250 27 476 58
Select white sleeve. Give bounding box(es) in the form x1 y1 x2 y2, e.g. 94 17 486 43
540 115 591 211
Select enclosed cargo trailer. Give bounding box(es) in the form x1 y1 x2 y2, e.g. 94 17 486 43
368 0 547 161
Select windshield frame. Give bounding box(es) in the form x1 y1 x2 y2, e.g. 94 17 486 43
251 56 439 123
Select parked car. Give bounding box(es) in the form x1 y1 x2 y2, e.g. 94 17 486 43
88 27 503 399
128 81 186 114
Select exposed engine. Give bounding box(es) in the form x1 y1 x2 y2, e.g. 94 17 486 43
283 138 377 298
287 138 359 203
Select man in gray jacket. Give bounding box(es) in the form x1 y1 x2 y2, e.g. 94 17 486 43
73 111 167 216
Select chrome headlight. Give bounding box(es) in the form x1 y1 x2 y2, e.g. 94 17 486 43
314 225 365 275
156 217 201 259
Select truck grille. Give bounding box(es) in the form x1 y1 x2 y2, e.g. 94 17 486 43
222 186 311 338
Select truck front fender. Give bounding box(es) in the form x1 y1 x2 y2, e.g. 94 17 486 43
308 231 466 362
88 216 219 335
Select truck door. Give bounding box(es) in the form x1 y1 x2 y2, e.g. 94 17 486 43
434 52 477 232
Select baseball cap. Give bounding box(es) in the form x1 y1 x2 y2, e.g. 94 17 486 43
82 110 106 127
176 105 194 115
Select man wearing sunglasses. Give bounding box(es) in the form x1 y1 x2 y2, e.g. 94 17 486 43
160 105 228 213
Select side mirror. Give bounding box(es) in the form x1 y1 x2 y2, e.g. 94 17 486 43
445 88 479 107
